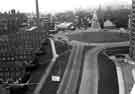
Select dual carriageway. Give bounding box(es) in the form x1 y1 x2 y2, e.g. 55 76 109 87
17 31 133 94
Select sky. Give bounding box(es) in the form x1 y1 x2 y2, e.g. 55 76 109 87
0 0 132 13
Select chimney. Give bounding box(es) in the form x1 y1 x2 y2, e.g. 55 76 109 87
36 0 40 30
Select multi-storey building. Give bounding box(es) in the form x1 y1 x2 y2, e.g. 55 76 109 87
0 10 27 35
129 0 135 60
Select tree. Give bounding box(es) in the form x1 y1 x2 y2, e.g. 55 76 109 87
100 7 131 28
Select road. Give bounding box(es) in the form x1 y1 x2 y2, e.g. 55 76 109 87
57 43 85 94
79 46 99 94
53 39 128 94
25 39 84 94
24 32 129 94
79 41 129 94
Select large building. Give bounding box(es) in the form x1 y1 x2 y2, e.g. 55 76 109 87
0 31 47 83
0 10 27 35
104 20 116 29
129 0 135 60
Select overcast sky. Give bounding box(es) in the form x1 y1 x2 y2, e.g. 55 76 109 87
0 0 132 13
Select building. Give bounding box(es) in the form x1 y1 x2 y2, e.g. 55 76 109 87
0 10 27 35
103 20 116 29
0 31 47 83
0 16 8 34
129 0 135 61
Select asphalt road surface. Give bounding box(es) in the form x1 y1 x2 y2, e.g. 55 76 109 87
53 30 130 94
52 40 128 94
24 31 129 94
79 42 129 94
57 43 85 94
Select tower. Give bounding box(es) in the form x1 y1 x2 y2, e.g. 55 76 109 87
35 0 40 30
91 10 101 29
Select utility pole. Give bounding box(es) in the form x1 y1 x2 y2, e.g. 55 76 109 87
35 0 40 30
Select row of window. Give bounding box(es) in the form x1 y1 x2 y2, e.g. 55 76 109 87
0 63 25 82
0 71 24 82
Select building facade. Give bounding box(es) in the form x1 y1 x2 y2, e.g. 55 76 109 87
129 0 135 60
0 10 27 35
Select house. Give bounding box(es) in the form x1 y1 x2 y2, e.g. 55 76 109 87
104 20 116 29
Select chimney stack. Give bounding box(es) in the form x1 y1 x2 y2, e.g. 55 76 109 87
36 0 40 30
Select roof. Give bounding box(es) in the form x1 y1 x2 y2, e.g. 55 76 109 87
56 22 73 28
104 20 116 27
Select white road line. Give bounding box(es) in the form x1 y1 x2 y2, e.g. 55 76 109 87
116 66 125 94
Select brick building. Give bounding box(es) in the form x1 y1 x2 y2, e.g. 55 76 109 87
0 9 27 35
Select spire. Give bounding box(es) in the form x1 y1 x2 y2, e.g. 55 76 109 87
91 10 101 29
